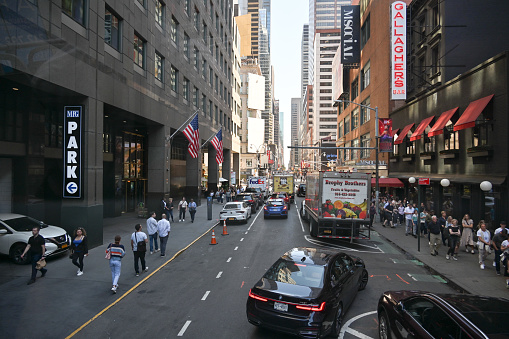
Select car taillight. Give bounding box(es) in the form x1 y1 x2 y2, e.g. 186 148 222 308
296 302 326 312
283 206 287 210
264 206 267 210
248 289 267 302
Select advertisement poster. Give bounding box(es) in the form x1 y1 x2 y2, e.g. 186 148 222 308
379 118 393 152
321 178 368 219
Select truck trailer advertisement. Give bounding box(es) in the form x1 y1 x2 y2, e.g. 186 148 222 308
321 178 368 219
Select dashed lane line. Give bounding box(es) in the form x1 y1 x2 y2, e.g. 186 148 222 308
201 291 210 301
226 257 232 262
177 320 192 336
234 246 238 251
216 271 223 279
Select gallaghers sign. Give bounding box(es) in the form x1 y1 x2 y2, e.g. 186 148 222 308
391 1 407 100
63 106 82 198
340 5 360 65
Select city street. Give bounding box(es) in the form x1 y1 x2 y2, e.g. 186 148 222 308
0 198 460 339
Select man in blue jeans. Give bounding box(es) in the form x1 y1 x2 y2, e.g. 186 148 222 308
146 211 159 254
21 226 47 285
157 214 171 257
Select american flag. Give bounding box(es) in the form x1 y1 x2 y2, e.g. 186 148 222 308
211 129 223 165
183 115 199 158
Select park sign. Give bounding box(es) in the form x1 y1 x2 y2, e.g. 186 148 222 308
391 1 407 100
63 106 82 198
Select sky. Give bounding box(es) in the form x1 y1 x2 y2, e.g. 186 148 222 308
271 0 309 168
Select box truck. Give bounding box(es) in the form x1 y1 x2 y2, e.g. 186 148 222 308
247 176 269 200
273 173 295 203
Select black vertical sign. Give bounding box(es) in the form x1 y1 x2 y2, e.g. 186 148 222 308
63 106 82 198
341 5 360 64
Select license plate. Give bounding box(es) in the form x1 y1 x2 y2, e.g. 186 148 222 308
228 217 235 221
274 302 288 312
324 230 332 234
61 244 68 248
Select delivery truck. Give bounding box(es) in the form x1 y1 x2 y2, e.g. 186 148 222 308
273 173 295 203
303 171 371 240
247 176 269 199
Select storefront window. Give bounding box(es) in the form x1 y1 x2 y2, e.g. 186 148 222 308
123 132 145 179
406 141 415 155
444 125 459 150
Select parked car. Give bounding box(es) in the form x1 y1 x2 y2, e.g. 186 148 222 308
219 202 251 224
0 213 71 265
297 183 306 197
263 199 288 219
377 290 509 339
247 247 368 338
233 193 258 213
244 187 264 207
270 192 290 209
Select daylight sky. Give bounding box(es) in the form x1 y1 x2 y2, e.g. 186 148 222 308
271 0 309 168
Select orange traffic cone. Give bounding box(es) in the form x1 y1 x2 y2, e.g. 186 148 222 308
222 219 229 236
210 229 217 245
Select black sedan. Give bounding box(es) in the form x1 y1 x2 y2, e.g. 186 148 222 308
233 193 258 213
247 247 368 338
377 290 509 339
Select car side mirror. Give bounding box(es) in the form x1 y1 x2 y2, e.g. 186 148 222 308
395 301 404 313
0 229 7 234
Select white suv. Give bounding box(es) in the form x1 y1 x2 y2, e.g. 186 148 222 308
0 213 71 264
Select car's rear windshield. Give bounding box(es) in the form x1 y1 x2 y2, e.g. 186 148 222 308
224 204 241 209
267 201 284 206
236 196 250 200
2 217 45 231
263 259 324 288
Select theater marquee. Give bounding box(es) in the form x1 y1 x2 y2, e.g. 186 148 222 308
391 1 407 100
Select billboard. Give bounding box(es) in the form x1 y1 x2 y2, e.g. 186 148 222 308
247 117 265 153
321 178 368 219
340 5 360 65
247 73 265 110
391 1 407 100
379 118 393 152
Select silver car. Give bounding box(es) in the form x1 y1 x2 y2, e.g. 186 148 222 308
0 213 71 264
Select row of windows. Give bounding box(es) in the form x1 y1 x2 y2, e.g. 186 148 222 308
338 97 371 138
350 61 371 101
339 133 371 160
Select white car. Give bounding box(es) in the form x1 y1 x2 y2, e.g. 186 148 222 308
0 213 71 264
219 202 251 224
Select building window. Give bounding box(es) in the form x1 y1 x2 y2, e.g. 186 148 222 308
171 139 186 161
193 87 199 107
182 78 189 101
194 7 200 30
215 74 218 92
361 61 370 91
203 22 207 42
171 66 179 93
424 135 435 152
202 94 207 113
202 59 207 78
209 34 214 53
44 110 63 147
431 46 439 76
105 8 121 51
344 116 350 135
193 47 199 69
155 52 163 82
136 0 146 8
444 125 459 150
432 5 439 29
360 97 370 125
360 14 370 49
62 0 86 26
183 33 190 59
352 108 359 130
361 133 370 158
209 100 213 120
215 105 218 122
246 159 252 167
344 141 350 161
209 68 213 87
472 124 490 147
171 16 179 46
352 139 359 160
351 78 359 100
184 0 190 16
338 122 343 138
133 33 145 68
155 0 164 27
406 141 415 155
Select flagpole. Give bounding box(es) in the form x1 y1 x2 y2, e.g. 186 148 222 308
201 129 220 148
167 110 199 141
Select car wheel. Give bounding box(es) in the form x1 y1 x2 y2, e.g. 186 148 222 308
330 303 343 337
10 243 30 265
358 269 369 291
378 311 391 339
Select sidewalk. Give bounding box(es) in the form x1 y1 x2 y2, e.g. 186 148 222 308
373 221 509 299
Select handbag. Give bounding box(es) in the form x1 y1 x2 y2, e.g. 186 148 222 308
135 233 147 252
105 246 111 259
36 258 46 269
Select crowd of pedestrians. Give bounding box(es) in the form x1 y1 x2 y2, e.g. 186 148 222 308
377 196 509 289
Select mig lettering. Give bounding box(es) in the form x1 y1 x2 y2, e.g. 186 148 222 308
67 110 80 117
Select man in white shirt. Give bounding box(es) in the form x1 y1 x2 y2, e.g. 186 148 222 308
404 203 415 236
495 221 507 235
146 212 159 254
178 197 188 222
157 214 171 257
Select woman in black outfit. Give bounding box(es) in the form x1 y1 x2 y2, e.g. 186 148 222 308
446 219 461 261
70 227 89 276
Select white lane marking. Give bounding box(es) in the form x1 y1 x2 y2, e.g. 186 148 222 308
216 271 222 278
339 310 377 339
408 273 417 281
245 231 248 234
177 320 192 336
304 236 384 253
391 258 398 263
297 204 305 233
201 291 210 301
240 238 244 242
226 257 232 263
234 246 238 251
248 207 263 230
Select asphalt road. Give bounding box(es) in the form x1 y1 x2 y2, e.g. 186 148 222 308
66 198 457 339
0 196 459 339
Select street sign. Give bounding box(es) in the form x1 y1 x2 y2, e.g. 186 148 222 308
418 178 430 185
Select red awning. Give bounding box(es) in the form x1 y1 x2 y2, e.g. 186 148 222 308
391 128 400 137
454 94 494 131
371 178 404 187
410 116 435 141
428 107 459 137
394 123 414 145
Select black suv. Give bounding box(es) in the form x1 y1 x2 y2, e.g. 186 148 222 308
233 193 258 213
297 184 306 197
244 187 263 207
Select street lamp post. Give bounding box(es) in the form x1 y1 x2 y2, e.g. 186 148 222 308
335 100 379 222
250 144 266 176
480 180 492 226
409 177 421 251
